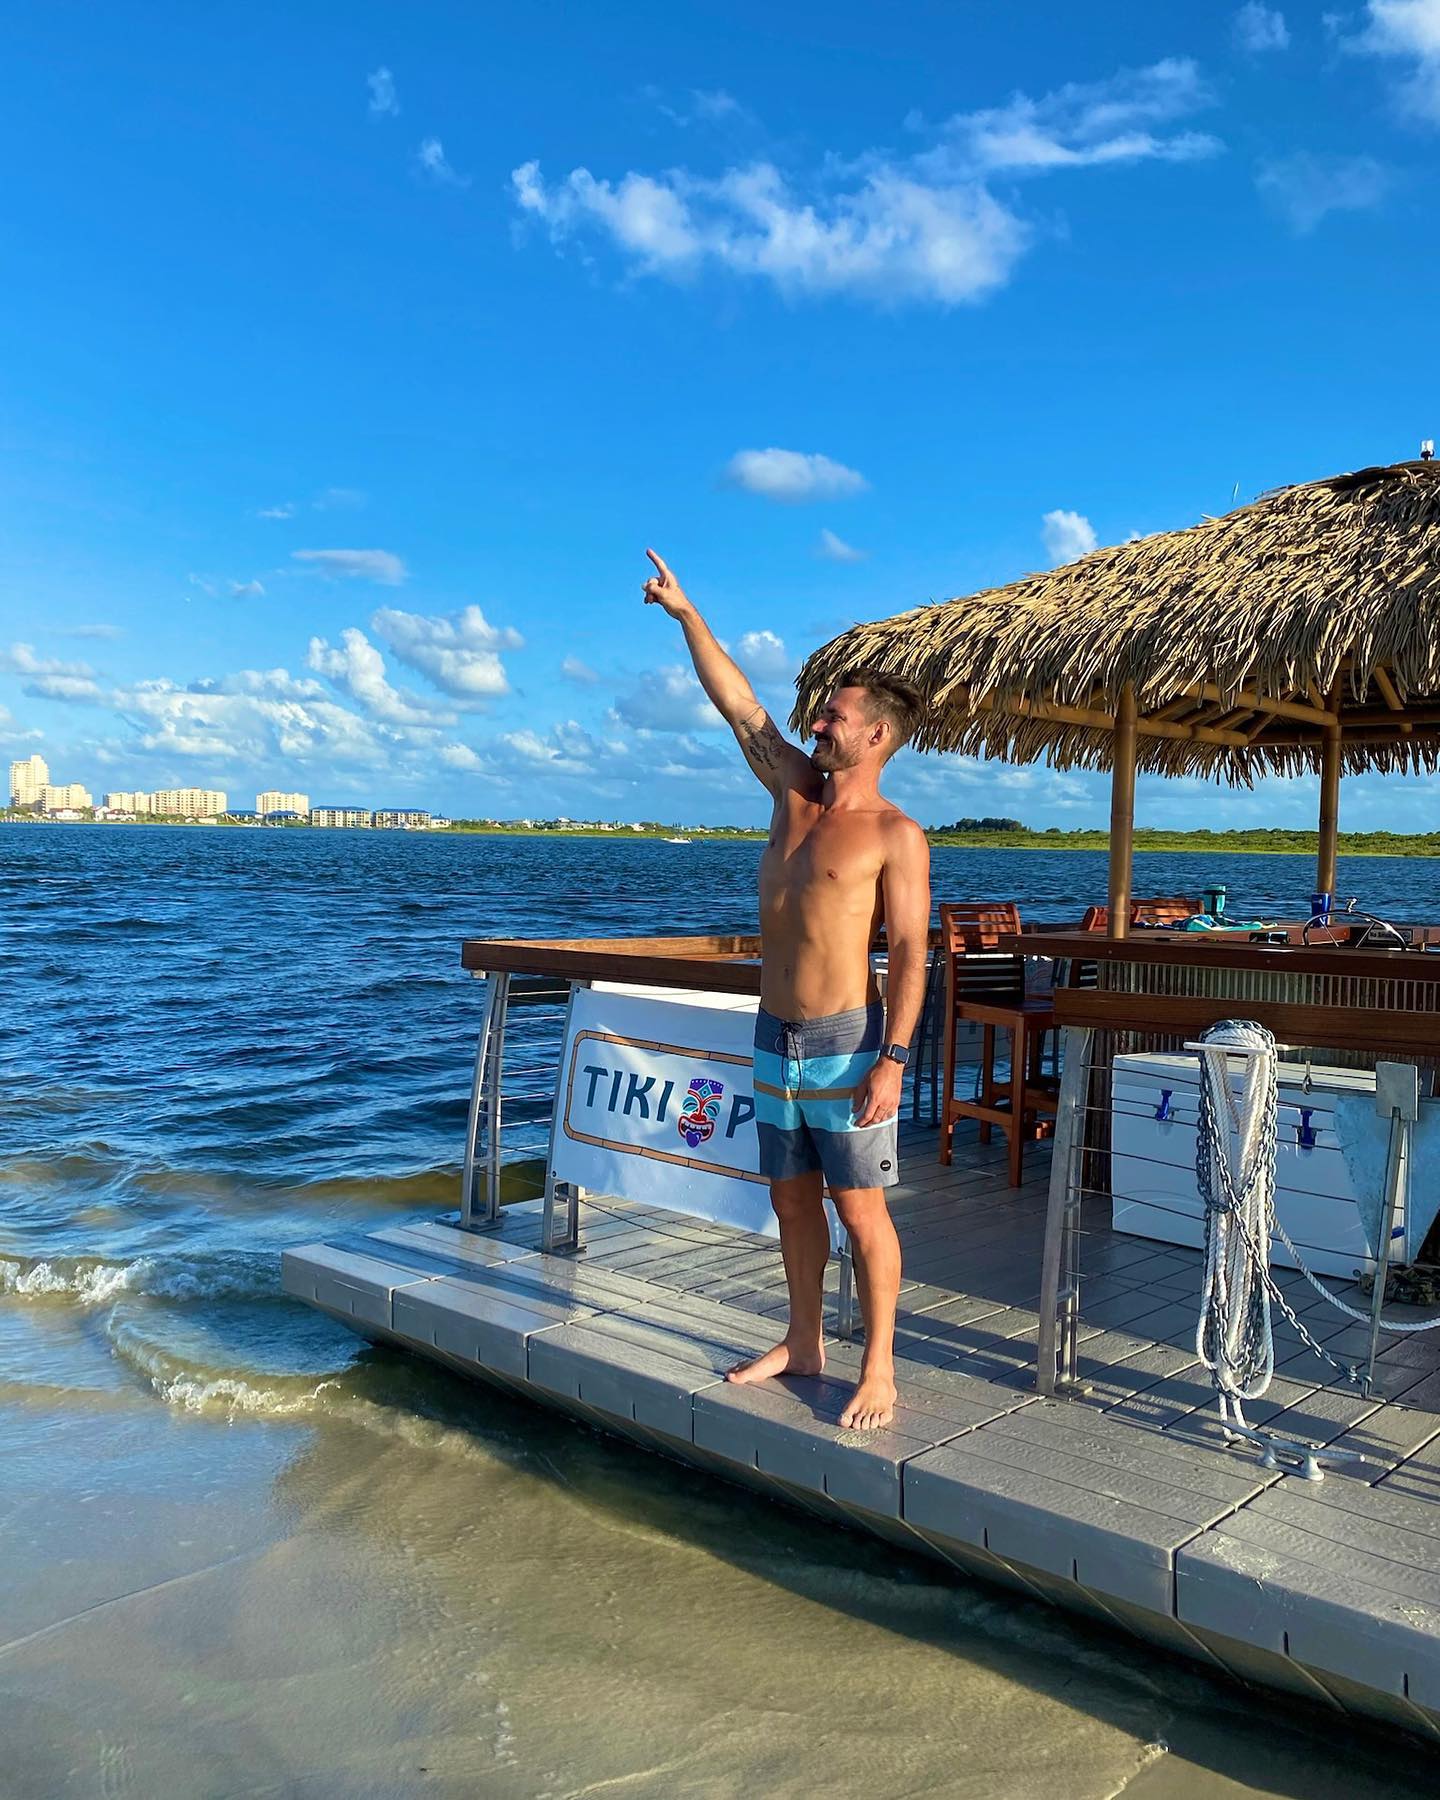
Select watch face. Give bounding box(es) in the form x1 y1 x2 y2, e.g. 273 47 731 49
885 1044 909 1065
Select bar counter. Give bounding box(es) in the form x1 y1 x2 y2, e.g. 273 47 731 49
1016 929 1440 1059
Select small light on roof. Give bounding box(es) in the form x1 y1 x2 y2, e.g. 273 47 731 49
1422 439 1435 461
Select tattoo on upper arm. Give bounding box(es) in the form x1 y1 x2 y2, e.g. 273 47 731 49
739 711 787 773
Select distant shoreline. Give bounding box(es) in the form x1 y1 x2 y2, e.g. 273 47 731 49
6 817 1440 857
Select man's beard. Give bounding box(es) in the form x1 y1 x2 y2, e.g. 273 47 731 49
811 738 851 770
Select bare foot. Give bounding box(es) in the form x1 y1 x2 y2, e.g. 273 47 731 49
725 1338 824 1385
839 1367 897 1431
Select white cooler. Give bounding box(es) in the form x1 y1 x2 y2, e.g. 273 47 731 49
1110 1051 1439 1278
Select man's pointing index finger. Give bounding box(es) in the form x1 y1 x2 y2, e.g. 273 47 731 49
644 548 671 583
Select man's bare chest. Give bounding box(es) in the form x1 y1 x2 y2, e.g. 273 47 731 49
760 817 885 909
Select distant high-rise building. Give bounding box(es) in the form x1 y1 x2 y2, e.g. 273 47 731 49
147 789 227 817
310 806 373 828
9 754 49 809
41 783 93 812
103 791 146 812
256 790 310 817
373 808 430 829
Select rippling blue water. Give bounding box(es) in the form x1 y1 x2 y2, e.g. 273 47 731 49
4 824 1438 1362
5 822 1438 1792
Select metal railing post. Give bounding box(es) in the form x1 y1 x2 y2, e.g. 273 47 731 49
1037 1025 1092 1396
541 980 586 1253
835 1231 856 1339
461 971 511 1227
1364 1061 1419 1395
480 971 511 1224
460 974 498 1226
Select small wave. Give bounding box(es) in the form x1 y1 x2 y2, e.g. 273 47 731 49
106 1318 503 1461
109 1323 342 1415
0 1247 278 1306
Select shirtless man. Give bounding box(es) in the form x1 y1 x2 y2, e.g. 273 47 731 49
643 549 930 1430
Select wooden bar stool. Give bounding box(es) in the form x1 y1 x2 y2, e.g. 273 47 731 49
1079 895 1199 931
938 903 1059 1186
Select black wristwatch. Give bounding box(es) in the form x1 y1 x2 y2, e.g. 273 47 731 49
881 1042 910 1067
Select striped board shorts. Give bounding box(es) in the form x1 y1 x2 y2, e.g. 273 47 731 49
751 1002 900 1191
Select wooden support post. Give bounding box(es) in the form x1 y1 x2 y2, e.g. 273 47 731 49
1107 684 1138 940
1317 719 1342 899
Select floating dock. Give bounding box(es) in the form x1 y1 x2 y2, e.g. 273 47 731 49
283 1122 1440 1742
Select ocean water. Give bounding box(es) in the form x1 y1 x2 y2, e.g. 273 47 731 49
2 823 1437 1798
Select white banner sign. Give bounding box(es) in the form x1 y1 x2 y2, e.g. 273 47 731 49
549 985 836 1243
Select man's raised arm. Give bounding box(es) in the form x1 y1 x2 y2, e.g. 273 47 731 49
642 549 814 794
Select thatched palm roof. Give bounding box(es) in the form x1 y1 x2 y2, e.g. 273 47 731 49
793 459 1440 781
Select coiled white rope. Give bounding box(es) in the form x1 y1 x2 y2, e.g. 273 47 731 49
1193 1022 1440 1431
1194 1021 1281 1430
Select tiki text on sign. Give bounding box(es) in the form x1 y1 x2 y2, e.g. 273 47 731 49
561 1027 762 1180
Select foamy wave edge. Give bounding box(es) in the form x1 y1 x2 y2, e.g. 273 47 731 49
0 1249 278 1306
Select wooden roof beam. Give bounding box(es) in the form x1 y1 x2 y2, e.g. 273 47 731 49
1194 683 1337 727
1330 704 1440 729
971 693 1249 747
1370 666 1413 735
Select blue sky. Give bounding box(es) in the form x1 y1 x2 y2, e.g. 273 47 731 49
3 1 1439 827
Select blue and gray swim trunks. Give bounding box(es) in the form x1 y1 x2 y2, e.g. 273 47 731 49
752 1002 900 1190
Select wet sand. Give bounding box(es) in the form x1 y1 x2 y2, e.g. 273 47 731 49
2 1341 1432 1800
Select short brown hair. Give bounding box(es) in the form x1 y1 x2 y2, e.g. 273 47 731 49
833 668 925 754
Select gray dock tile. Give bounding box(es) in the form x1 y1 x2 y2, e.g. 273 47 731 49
393 1277 596 1381
694 1375 960 1515
527 1318 729 1441
1177 1525 1440 1709
280 1242 438 1329
952 1418 1260 1536
1325 1401 1440 1481
1180 1620 1346 1713
1246 1477 1440 1561
1302 1665 1440 1742
978 1401 1273 1510
374 1219 538 1266
905 1434 1201 1611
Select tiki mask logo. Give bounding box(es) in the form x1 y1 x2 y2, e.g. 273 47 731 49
678 1077 724 1149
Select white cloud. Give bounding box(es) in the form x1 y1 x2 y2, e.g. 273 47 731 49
417 137 469 187
258 503 297 519
4 642 105 700
1233 5 1290 52
648 85 748 128
24 674 105 702
367 66 399 118
1041 508 1098 565
292 548 408 585
817 527 866 562
2 642 96 680
313 486 366 510
371 604 523 702
1351 0 1440 121
937 58 1220 174
230 579 266 600
0 703 43 743
59 623 124 640
440 742 485 771
499 721 598 775
514 157 1028 306
724 448 867 503
613 665 722 732
306 628 451 724
513 63 1216 308
736 629 794 685
1256 152 1392 232
561 655 599 684
113 668 408 768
